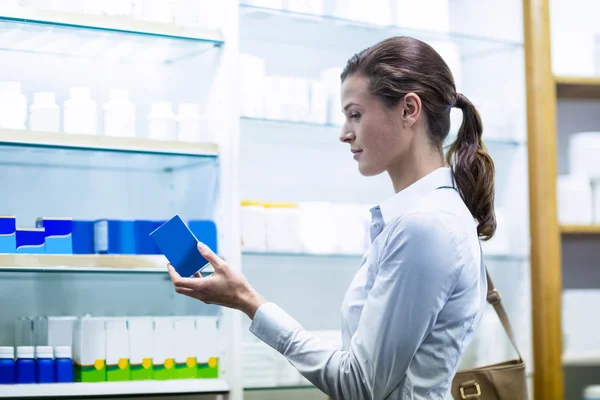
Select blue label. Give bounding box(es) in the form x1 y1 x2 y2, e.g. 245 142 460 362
0 216 16 235
16 229 45 253
0 234 16 253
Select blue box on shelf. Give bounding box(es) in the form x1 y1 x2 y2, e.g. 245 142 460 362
94 220 135 255
71 221 94 254
188 220 218 255
35 218 73 254
134 220 163 255
16 228 45 254
0 216 16 253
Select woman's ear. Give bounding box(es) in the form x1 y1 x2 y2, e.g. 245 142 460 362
401 93 422 128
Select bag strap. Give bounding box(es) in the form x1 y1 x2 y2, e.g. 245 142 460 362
485 268 523 361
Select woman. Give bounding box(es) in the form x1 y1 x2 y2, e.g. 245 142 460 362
168 36 495 399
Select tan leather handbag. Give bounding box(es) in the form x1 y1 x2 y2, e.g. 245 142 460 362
451 270 529 400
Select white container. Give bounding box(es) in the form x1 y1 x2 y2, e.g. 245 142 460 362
104 318 129 375
308 80 327 125
152 318 175 373
239 54 266 119
103 89 136 138
46 316 77 348
331 204 369 255
585 385 600 400
557 175 593 225
64 87 97 135
148 102 176 141
29 92 60 132
569 132 600 178
264 203 302 253
241 201 267 252
127 318 153 374
73 317 105 374
177 103 204 142
562 290 600 356
299 202 336 254
173 319 196 368
16 346 34 359
0 346 14 359
263 76 286 120
35 346 54 359
593 180 600 223
54 346 72 359
320 67 344 126
0 82 27 130
195 316 220 369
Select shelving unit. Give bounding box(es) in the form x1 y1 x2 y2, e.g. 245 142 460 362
0 379 229 398
526 0 600 399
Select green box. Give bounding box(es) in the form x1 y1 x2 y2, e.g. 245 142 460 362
130 358 153 381
75 360 106 382
107 358 130 381
153 359 175 380
175 357 197 379
197 357 219 379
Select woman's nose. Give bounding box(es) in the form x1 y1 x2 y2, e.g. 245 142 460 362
339 127 355 143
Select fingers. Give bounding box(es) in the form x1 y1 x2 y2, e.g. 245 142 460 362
197 242 225 270
167 263 203 290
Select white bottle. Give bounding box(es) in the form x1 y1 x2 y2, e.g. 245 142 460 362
177 103 204 142
64 87 97 135
147 102 176 141
29 92 60 132
104 89 136 138
0 81 27 130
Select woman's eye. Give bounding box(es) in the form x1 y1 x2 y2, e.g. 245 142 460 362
350 113 360 120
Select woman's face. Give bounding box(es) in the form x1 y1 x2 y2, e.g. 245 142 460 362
339 75 412 177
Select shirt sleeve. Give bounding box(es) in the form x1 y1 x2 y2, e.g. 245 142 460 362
249 211 463 400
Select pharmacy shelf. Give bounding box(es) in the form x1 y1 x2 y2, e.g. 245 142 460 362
561 225 600 235
240 116 526 148
563 352 600 367
0 129 218 172
0 254 167 273
239 3 523 59
0 7 224 63
0 379 229 398
555 76 600 99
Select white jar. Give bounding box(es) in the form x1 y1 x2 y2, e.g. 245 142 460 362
0 81 27 130
264 203 302 253
147 102 176 141
241 201 267 252
103 0 132 16
177 103 203 142
29 92 60 132
63 87 97 135
104 89 136 138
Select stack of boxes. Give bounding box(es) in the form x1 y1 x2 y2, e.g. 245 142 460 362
14 315 220 383
0 216 217 256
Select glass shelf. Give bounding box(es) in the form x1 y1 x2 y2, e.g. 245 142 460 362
239 3 522 59
241 116 526 148
0 379 229 398
0 129 218 172
0 7 224 63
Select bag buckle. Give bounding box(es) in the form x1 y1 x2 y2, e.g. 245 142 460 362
460 380 481 399
487 288 502 305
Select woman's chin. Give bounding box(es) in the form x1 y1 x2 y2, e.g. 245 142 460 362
357 162 384 177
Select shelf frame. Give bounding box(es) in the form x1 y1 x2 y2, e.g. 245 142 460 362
561 225 600 235
555 76 600 99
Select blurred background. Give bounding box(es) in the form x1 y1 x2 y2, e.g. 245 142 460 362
0 0 595 399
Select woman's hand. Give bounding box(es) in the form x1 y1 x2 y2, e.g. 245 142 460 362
167 242 267 319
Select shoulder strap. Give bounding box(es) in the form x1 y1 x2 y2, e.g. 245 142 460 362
485 268 523 361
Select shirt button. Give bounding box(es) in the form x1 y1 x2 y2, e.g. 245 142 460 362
373 223 380 229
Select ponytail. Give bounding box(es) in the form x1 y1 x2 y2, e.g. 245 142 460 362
446 93 496 241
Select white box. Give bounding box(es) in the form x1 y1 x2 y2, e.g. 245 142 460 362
105 318 129 375
195 316 220 365
73 317 106 375
241 202 267 252
153 318 175 371
174 318 196 366
299 202 336 254
127 318 153 371
264 203 302 253
557 175 593 225
240 54 266 119
569 132 600 178
332 204 369 255
46 317 77 348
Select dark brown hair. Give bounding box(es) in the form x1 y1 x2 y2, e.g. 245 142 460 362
341 36 496 240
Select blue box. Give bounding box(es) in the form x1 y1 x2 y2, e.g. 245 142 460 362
188 220 218 255
72 221 94 254
36 218 73 254
94 220 135 255
16 228 45 254
134 220 163 255
0 216 16 253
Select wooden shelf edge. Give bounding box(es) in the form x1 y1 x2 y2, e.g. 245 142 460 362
0 254 167 271
560 225 600 235
0 129 218 157
555 75 600 99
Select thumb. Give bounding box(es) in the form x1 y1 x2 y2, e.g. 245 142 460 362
197 242 225 270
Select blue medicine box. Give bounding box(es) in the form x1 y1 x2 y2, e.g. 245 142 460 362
188 220 218 255
36 218 73 254
134 220 163 255
94 220 135 254
16 228 45 254
0 216 16 253
72 221 94 254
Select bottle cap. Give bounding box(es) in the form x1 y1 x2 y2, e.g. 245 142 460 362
35 346 54 359
69 87 91 99
54 346 72 359
109 89 129 101
33 92 56 105
0 346 14 359
150 101 173 115
16 346 34 359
